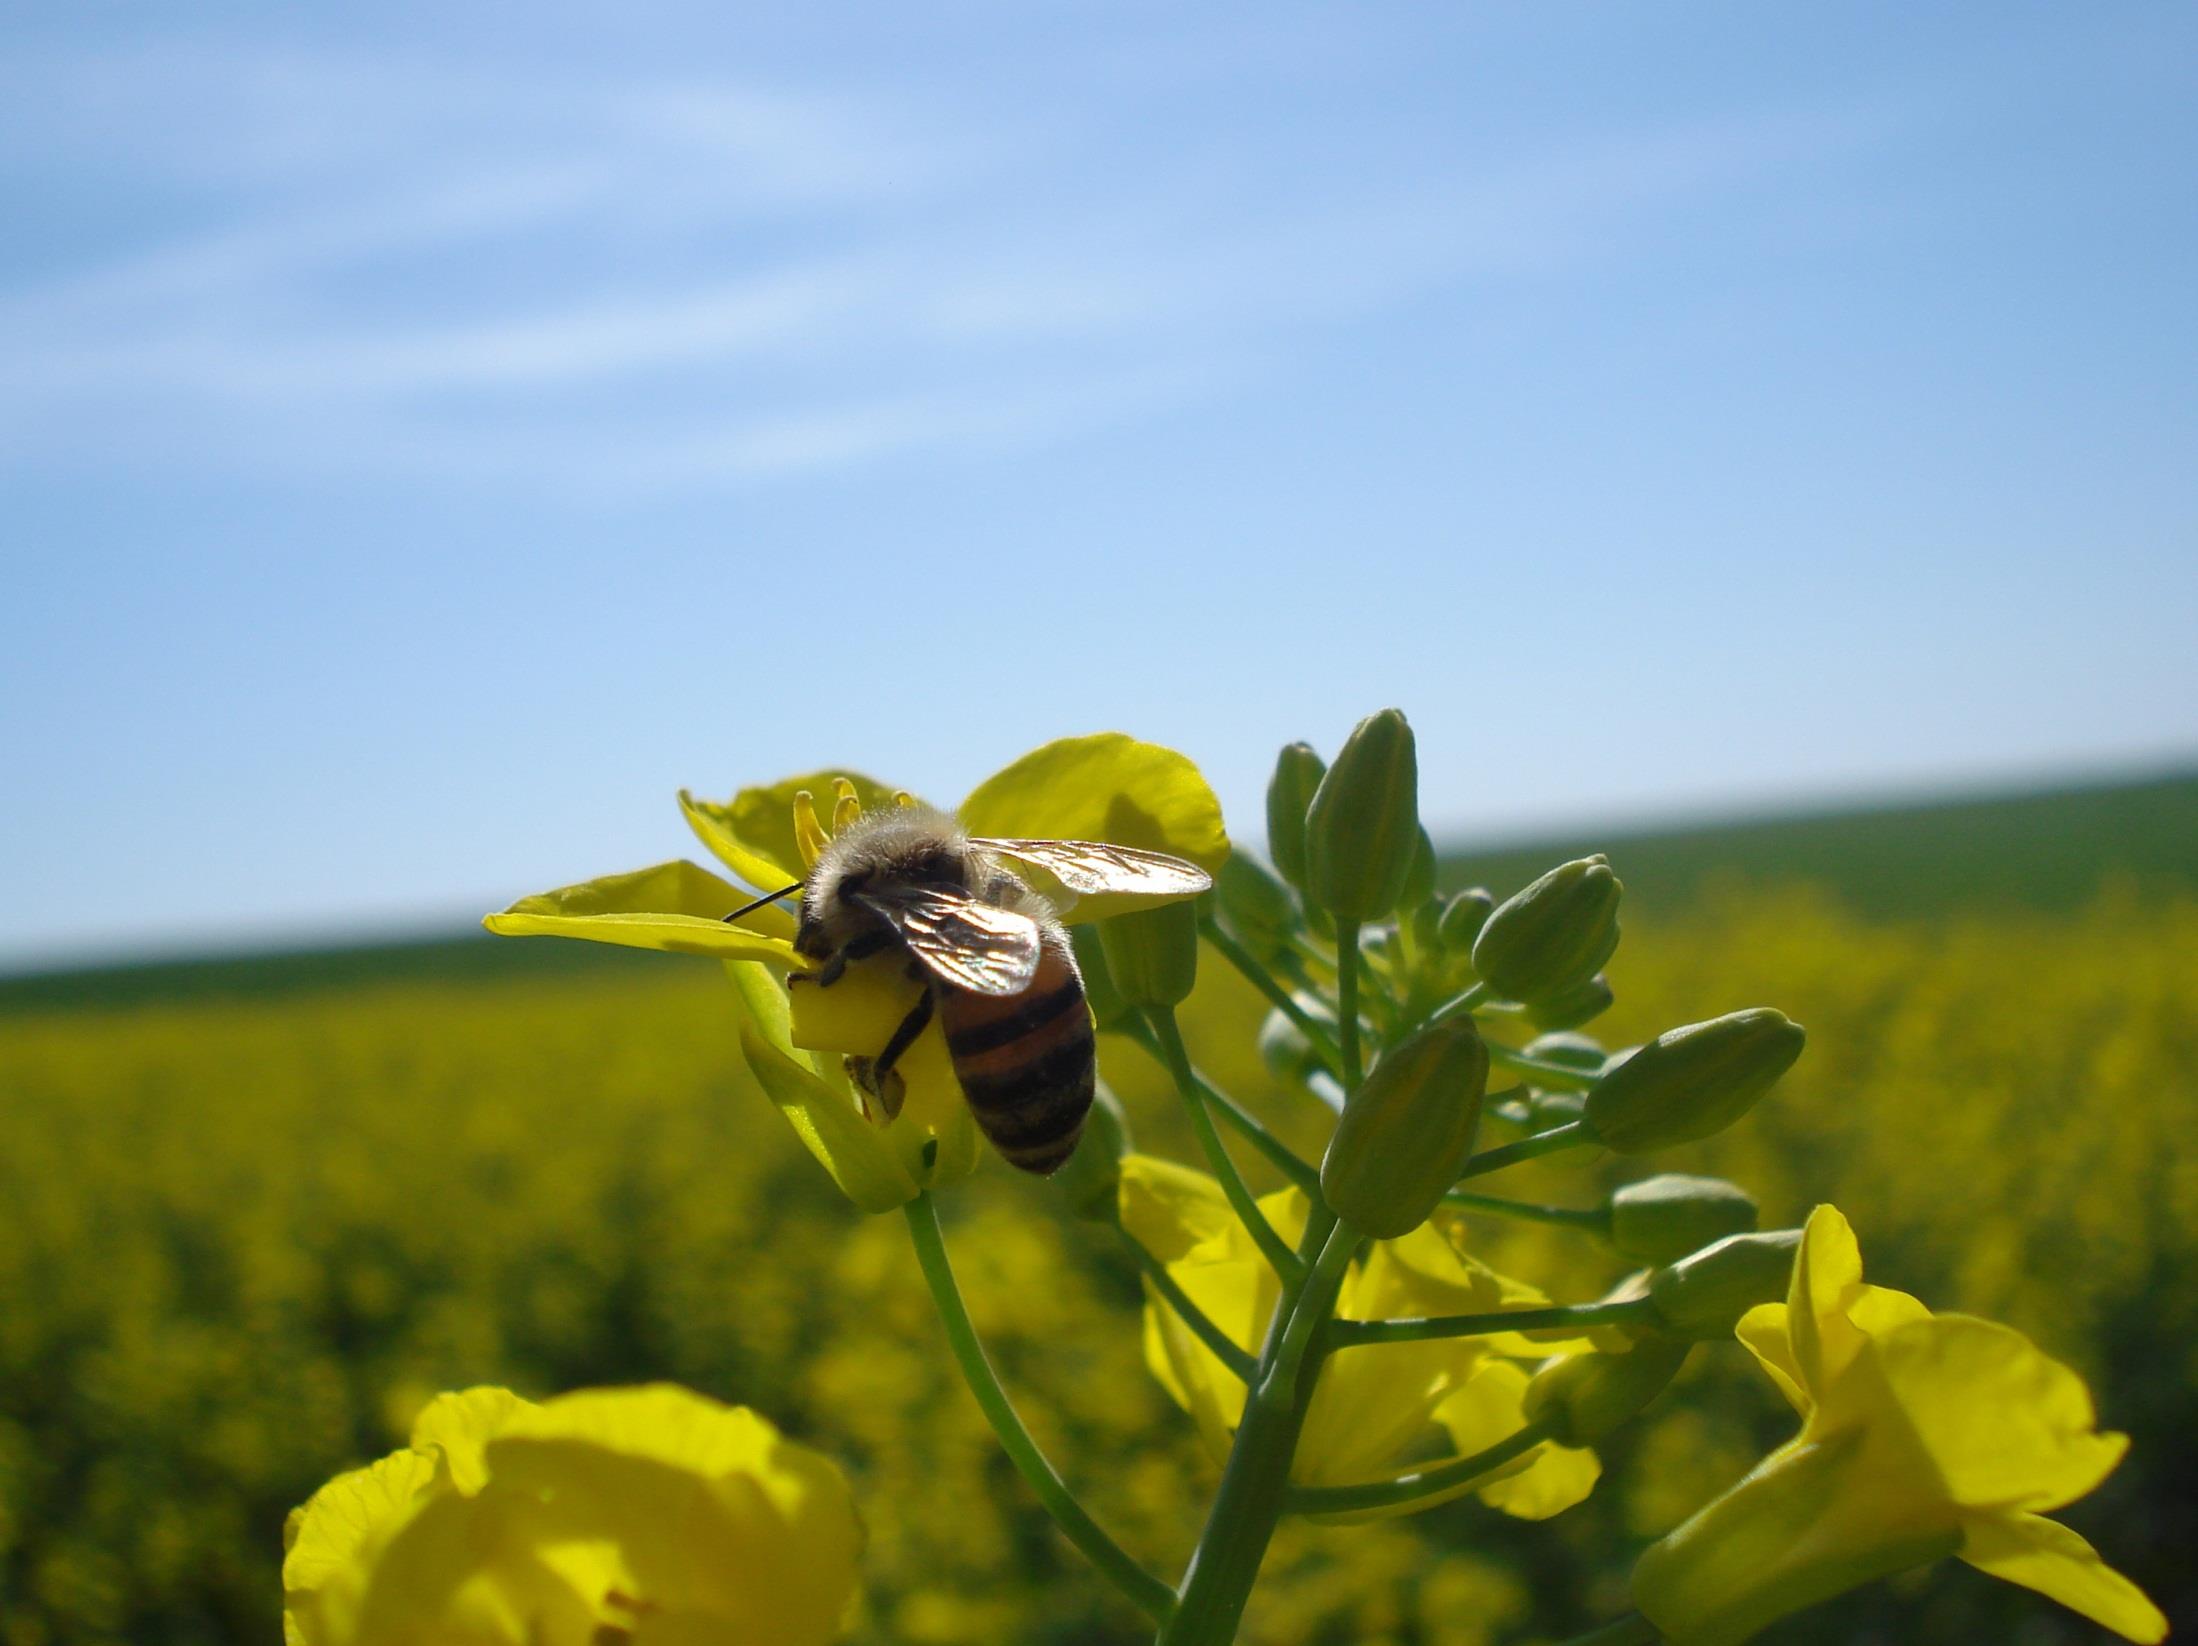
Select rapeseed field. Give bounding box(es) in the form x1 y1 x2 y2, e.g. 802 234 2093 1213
2 884 2192 1644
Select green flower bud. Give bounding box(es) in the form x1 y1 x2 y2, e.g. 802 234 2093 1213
1584 1009 1806 1153
1525 1031 1608 1074
1258 996 1335 1087
1529 1087 1587 1127
1609 1174 1761 1265
1524 1338 1691 1447
1068 924 1137 1033
1096 898 1201 1011
1320 1021 1487 1237
1408 894 1444 956
1303 709 1421 923
1213 853 1299 959
1051 1082 1131 1222
1266 741 1327 894
1400 825 1438 911
1526 973 1614 1032
1472 855 1623 1004
1435 887 1494 950
1648 1229 1802 1340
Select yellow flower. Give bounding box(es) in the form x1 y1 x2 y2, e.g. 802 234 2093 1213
1632 1204 2166 1645
283 1383 861 1646
1119 1155 1600 1522
487 735 1228 1211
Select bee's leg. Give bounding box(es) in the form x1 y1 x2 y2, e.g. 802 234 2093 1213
871 989 935 1084
814 929 896 988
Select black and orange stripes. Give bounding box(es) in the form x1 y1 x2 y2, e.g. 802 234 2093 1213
936 939 1095 1174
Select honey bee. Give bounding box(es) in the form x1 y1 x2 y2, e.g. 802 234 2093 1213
742 806 1210 1174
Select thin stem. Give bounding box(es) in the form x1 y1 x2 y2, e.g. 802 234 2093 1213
1487 1041 1599 1090
1284 1421 1553 1517
1454 1119 1592 1181
1329 1295 1655 1347
1119 1230 1257 1383
1429 980 1490 1024
1147 1007 1302 1281
1335 920 1364 1089
1552 1613 1660 1646
1199 916 1344 1078
1442 1189 1609 1232
1200 1084 1321 1194
902 1195 1175 1625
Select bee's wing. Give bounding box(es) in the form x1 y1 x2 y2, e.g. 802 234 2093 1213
972 838 1214 897
851 883 1043 997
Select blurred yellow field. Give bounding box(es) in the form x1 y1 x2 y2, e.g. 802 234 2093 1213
3 886 2192 1644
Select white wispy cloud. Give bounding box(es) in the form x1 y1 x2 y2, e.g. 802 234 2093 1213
0 33 1895 492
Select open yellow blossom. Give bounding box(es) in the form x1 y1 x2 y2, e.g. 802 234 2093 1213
487 735 1227 1211
1632 1204 2166 1645
1119 1155 1600 1522
284 1383 861 1646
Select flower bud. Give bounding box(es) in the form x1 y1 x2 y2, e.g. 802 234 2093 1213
1525 1030 1608 1075
1608 1174 1760 1265
1266 741 1327 894
1408 895 1444 955
1051 1083 1131 1222
1471 856 1623 1003
1526 973 1614 1032
1320 1021 1487 1237
1524 1338 1691 1446
1214 853 1298 959
1303 709 1421 924
1648 1229 1802 1340
1068 924 1138 1032
1400 826 1438 911
1096 898 1201 1010
1529 1087 1587 1127
1584 1009 1805 1153
1435 887 1494 950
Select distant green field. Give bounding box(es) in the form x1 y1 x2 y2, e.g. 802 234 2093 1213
3 767 2192 1013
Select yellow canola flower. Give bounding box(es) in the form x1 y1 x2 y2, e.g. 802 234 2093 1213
283 1383 861 1646
487 734 1228 1212
1632 1204 2166 1645
1119 1156 1601 1524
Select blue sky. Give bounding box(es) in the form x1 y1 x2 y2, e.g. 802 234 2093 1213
3 3 2193 968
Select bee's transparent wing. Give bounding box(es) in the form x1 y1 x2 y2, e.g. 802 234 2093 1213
972 838 1214 897
851 884 1043 996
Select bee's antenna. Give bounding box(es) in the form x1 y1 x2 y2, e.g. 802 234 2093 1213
722 882 805 923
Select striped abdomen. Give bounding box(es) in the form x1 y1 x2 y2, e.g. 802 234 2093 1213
937 933 1095 1174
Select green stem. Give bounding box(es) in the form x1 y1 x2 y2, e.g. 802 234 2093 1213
1199 916 1344 1078
1334 920 1364 1089
1329 1295 1654 1347
1454 1120 1591 1180
1428 980 1490 1024
1283 1421 1553 1517
1119 1230 1257 1382
1147 1008 1302 1281
1441 1189 1609 1232
1552 1613 1661 1646
1199 1084 1321 1194
1156 1206 1352 1646
903 1195 1175 1625
1487 1042 1599 1090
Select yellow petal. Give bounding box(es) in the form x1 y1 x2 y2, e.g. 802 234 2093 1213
1631 1431 1963 1646
1788 1203 1867 1399
1298 1335 1485 1491
1735 1302 1809 1415
684 770 912 889
1118 1154 1240 1262
737 1013 919 1213
485 861 802 962
1440 1360 1601 1521
959 734 1230 921
408 1387 527 1496
281 1447 439 1615
1959 1511 2167 1643
676 790 801 934
1862 1314 2129 1513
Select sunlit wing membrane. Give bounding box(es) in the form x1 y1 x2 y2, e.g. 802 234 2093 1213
973 838 1214 897
852 885 1043 996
